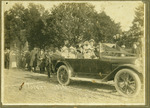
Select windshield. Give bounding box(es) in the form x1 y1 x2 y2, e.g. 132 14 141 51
100 43 135 57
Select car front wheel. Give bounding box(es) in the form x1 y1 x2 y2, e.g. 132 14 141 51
114 69 141 97
57 65 70 86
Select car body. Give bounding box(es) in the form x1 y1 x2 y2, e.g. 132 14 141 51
50 43 143 97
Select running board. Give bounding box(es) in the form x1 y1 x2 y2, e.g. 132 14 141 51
70 77 105 83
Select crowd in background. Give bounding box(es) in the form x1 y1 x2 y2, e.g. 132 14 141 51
4 39 99 70
4 39 141 78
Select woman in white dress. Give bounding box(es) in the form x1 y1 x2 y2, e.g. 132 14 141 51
9 49 17 68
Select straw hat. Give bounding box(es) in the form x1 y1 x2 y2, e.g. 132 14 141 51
89 39 95 43
84 41 89 45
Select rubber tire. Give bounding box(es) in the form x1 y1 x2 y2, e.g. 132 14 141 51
114 69 141 97
57 65 71 86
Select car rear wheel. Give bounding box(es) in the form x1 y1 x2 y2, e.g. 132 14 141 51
114 69 141 97
57 65 70 86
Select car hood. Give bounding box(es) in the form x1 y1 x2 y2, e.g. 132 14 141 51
101 56 137 64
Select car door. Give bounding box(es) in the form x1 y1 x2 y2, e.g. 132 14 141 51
65 59 83 72
78 58 112 78
76 59 101 78
97 57 113 75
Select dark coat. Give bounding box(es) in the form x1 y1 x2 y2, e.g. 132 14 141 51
25 51 31 64
30 50 37 67
37 52 45 68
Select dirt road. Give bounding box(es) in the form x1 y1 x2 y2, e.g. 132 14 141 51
3 69 145 105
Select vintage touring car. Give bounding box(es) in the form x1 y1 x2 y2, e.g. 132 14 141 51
50 43 143 97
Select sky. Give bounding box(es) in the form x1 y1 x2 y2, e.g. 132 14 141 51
3 1 144 31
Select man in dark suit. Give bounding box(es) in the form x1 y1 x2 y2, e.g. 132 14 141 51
45 49 52 78
38 49 46 73
5 48 10 69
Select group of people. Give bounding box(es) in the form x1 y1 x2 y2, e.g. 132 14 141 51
4 48 21 69
4 47 59 78
4 39 101 77
61 39 100 59
26 39 100 74
4 39 141 78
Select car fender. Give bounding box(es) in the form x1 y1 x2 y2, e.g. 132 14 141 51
55 60 75 77
102 64 143 82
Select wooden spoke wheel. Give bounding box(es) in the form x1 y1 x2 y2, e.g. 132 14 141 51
114 69 141 97
57 65 70 86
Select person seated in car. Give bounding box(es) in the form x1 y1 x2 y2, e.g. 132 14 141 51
83 48 96 59
54 47 61 56
83 40 97 59
61 40 70 58
83 49 90 59
61 46 69 58
83 41 90 54
68 46 76 58
89 39 95 51
76 44 84 59
49 48 54 56
94 44 100 58
83 41 90 58
51 47 65 61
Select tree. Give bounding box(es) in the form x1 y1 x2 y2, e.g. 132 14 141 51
130 4 144 44
5 3 121 50
117 4 144 48
94 11 121 43
45 3 121 47
4 3 27 50
25 3 50 50
4 3 51 50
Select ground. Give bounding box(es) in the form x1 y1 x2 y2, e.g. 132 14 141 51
3 69 145 105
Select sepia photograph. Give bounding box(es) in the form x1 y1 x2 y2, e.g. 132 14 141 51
1 0 148 106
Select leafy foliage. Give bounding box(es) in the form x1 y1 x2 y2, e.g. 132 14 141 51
5 3 121 50
4 3 27 49
117 4 144 48
45 3 121 47
24 3 50 50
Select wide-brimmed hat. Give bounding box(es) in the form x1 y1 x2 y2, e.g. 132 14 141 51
69 46 76 51
89 39 95 43
84 41 89 45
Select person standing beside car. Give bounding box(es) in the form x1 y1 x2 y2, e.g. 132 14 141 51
38 49 46 73
4 48 10 69
25 49 31 71
9 49 17 69
45 48 54 78
132 43 140 57
30 47 38 72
